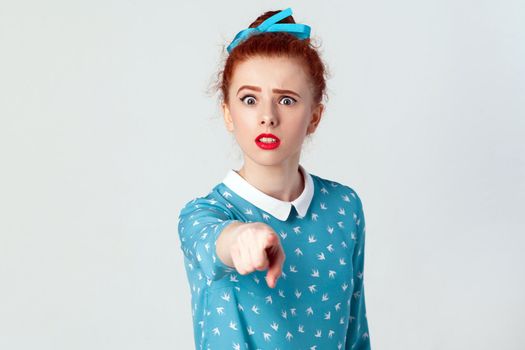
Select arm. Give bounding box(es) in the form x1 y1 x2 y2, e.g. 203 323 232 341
216 220 244 268
177 195 240 281
345 191 371 349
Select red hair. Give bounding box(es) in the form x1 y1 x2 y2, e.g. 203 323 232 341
213 9 329 107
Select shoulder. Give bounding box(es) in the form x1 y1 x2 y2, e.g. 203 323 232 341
310 172 364 210
178 183 233 219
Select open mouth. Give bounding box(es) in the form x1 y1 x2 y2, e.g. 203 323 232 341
255 133 281 149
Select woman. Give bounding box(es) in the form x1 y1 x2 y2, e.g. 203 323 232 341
178 8 371 349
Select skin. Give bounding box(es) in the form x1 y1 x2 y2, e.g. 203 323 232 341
216 55 324 288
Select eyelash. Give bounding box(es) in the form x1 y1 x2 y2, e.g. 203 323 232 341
240 95 297 106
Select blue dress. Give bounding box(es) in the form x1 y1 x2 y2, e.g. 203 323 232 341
178 165 371 349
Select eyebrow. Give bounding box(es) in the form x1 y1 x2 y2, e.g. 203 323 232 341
237 85 301 98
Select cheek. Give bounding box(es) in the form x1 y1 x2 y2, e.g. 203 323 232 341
230 111 255 143
231 112 252 131
230 103 253 122
290 127 308 141
231 104 260 127
287 110 311 131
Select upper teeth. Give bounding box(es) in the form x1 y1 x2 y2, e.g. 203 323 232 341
260 137 277 143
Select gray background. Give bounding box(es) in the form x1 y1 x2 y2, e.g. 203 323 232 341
1 0 524 349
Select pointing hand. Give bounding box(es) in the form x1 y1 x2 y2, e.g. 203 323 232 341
229 222 286 288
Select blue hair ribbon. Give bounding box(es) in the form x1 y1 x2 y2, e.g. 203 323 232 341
226 7 311 54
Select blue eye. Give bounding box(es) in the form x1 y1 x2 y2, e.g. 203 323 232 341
280 96 296 105
240 95 296 106
240 95 256 105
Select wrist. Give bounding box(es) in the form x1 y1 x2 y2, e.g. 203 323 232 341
216 221 243 267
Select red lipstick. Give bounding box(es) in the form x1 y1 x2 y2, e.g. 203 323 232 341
255 133 281 150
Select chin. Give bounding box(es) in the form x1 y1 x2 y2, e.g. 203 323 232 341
244 152 286 167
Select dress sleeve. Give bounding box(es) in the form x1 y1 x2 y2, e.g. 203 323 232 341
345 190 371 349
177 195 240 281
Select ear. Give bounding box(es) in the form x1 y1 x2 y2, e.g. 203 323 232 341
222 102 235 132
306 103 324 135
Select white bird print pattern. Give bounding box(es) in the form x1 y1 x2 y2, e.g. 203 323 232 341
177 169 371 349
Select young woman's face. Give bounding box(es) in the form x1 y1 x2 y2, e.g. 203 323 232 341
223 55 323 168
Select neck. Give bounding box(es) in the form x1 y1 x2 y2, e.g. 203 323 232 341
236 157 304 202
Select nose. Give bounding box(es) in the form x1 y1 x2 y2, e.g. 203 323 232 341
259 102 279 127
260 117 276 127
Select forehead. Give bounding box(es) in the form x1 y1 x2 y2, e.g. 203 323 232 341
230 56 310 91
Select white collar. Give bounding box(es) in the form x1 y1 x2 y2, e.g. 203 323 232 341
221 164 315 221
